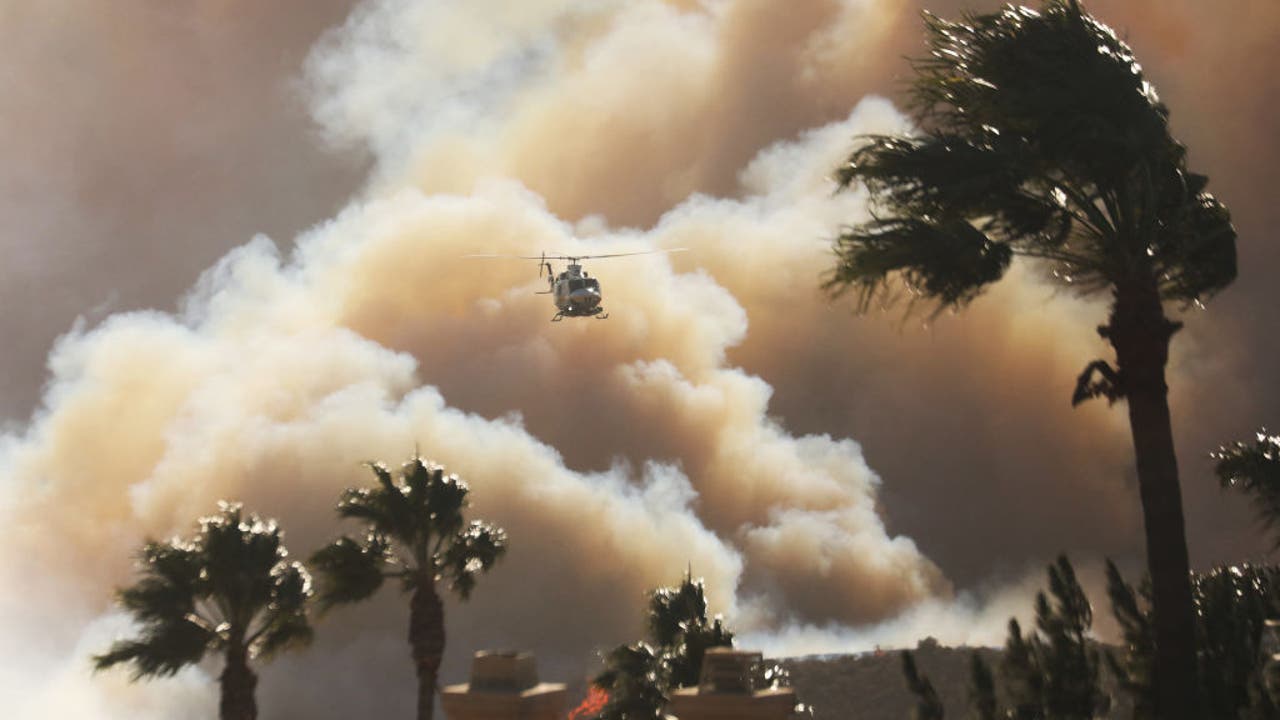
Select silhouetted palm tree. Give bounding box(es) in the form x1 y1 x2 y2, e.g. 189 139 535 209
1213 429 1280 547
94 503 313 720
645 570 735 688
595 642 669 720
594 572 735 719
310 457 507 720
828 3 1235 716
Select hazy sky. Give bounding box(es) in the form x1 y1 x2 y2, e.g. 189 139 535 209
1 1 1277 718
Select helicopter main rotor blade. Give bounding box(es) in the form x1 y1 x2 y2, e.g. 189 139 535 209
534 248 688 261
566 248 687 260
463 248 687 260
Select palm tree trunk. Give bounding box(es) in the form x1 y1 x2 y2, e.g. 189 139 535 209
220 640 258 720
409 581 446 720
1108 278 1200 720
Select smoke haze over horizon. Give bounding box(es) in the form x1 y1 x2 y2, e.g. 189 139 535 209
1 1 1277 718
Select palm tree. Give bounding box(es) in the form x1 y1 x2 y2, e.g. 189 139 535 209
93 503 313 720
1213 428 1280 547
309 457 507 720
594 572 736 719
827 2 1235 716
645 570 735 688
595 642 670 720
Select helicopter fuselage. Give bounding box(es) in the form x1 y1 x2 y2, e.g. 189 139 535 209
465 248 683 321
550 263 605 319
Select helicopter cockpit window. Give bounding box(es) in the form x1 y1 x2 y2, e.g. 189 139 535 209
568 279 586 291
584 278 600 290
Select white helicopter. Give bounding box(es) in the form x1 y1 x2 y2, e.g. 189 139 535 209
467 249 686 321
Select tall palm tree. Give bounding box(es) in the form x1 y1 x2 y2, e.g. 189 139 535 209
1213 428 1280 547
310 457 507 720
826 2 1235 717
93 503 313 720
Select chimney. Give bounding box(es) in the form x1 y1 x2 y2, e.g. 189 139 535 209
666 648 798 720
441 650 567 720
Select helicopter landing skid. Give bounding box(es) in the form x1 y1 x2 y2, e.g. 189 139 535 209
551 308 608 322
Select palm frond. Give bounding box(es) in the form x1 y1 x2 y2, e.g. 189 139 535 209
440 521 507 600
310 534 391 610
1213 429 1280 547
422 465 469 541
1150 190 1236 303
832 0 1235 312
247 559 315 659
93 618 214 679
340 463 415 543
826 217 1012 312
594 642 669 720
116 543 203 624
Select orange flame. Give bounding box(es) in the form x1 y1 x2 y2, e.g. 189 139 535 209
567 686 609 720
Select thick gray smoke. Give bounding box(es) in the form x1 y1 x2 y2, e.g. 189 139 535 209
2 1 1276 718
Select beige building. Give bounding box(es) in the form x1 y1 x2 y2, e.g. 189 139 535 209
441 651 567 720
667 648 798 720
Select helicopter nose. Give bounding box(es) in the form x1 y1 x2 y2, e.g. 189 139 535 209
570 289 600 307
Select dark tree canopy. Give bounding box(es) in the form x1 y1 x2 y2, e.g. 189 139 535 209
828 0 1235 313
94 503 313 679
645 570 735 688
999 556 1108 720
310 458 507 609
594 572 740 720
1107 561 1280 719
94 503 312 720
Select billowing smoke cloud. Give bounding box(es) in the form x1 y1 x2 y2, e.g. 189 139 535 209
3 0 1277 718
0 91 954 717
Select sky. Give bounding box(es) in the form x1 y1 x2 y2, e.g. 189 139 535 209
0 1 1277 718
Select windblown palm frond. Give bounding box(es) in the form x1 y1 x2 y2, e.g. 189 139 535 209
95 503 314 676
830 0 1235 313
310 534 392 611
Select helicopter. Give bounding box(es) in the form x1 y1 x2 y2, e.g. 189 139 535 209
466 249 686 321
